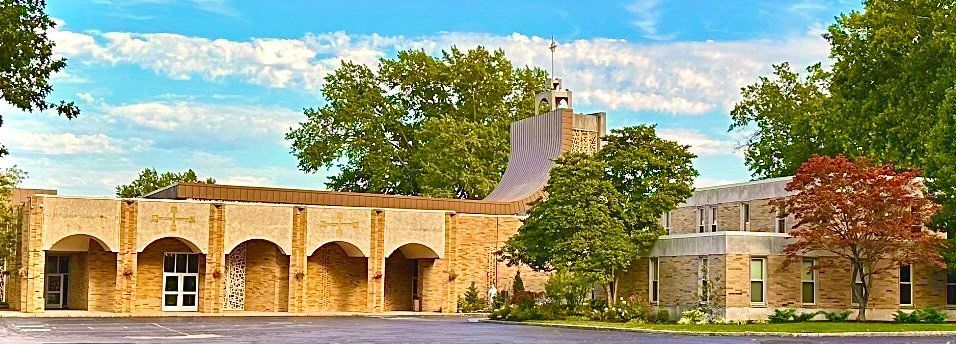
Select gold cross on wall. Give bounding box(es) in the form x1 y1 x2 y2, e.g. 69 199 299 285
151 206 196 232
319 212 360 237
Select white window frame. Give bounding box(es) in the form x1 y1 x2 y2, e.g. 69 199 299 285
900 264 913 307
697 207 705 233
698 256 709 304
710 206 718 232
663 211 671 235
649 257 659 304
775 206 787 233
802 259 816 305
947 271 956 307
750 257 766 306
741 202 751 231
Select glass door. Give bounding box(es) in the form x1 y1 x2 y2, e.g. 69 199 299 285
45 256 70 309
162 253 199 311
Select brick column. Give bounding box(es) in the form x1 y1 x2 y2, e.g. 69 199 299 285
19 197 45 313
367 210 385 313
114 201 138 313
288 207 308 313
201 204 225 313
442 213 458 313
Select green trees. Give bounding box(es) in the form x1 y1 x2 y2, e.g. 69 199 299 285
115 168 215 198
0 0 79 158
730 0 956 231
501 125 697 303
0 168 26 268
286 47 549 199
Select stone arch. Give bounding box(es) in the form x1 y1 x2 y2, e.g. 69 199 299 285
306 241 369 312
224 236 289 256
139 236 203 254
386 243 440 259
135 237 206 312
224 239 290 312
42 235 117 311
384 243 441 311
308 240 367 258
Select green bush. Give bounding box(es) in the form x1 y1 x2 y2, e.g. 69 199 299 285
654 309 671 323
457 282 488 313
544 271 593 311
768 308 820 323
822 310 852 322
491 290 509 310
894 306 947 323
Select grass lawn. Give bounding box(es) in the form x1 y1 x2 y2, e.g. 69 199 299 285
533 320 956 333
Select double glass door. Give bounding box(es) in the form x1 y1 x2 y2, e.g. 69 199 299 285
162 253 199 311
45 256 70 309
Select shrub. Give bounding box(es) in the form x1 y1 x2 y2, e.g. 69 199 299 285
654 309 671 323
822 310 852 322
544 271 593 311
457 282 488 313
894 306 947 324
768 308 820 323
793 311 819 322
491 290 510 310
677 308 708 324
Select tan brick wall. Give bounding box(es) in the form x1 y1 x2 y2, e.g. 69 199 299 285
384 250 415 311
717 204 740 231
669 207 698 235
914 263 946 308
243 239 289 312
306 243 368 312
724 254 750 308
659 256 700 308
67 252 88 310
86 241 117 312
748 199 778 233
618 258 649 303
766 255 800 308
494 217 549 293
419 258 448 312
135 238 207 312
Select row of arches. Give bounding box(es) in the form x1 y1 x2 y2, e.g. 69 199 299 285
42 234 438 313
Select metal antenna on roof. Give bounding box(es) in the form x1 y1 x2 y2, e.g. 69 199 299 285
549 36 557 81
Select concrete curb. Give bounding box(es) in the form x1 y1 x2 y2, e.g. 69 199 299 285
0 311 490 319
477 319 956 337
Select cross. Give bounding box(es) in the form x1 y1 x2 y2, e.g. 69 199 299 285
549 36 557 81
319 211 360 237
151 206 195 232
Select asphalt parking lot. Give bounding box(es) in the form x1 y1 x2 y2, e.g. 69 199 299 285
0 316 954 344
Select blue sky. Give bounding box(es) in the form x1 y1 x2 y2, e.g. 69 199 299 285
0 0 862 196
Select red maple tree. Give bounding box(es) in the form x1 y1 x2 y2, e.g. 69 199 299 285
774 155 943 320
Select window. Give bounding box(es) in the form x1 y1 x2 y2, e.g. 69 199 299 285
698 208 705 233
900 264 913 306
775 206 787 233
649 258 659 304
947 272 956 306
698 257 709 303
802 259 816 304
710 206 718 232
852 265 868 305
750 258 766 304
741 203 751 231
663 212 671 235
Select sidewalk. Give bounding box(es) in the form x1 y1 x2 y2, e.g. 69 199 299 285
0 310 489 318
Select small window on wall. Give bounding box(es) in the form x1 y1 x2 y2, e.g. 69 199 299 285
947 271 956 306
802 259 816 304
697 208 705 233
750 258 766 305
710 206 718 232
741 203 751 231
649 258 659 304
663 212 672 235
900 264 913 306
698 257 709 303
775 206 787 233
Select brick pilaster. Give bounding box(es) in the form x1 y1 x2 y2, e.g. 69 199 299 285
114 200 138 313
367 210 385 312
288 207 308 313
20 197 45 313
443 212 458 313
201 204 225 313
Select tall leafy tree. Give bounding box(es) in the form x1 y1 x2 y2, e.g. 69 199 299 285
0 167 26 268
115 168 215 198
501 126 697 302
0 0 80 157
775 155 943 320
730 0 956 231
287 47 549 199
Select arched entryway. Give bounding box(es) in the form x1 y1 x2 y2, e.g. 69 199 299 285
306 241 368 312
136 237 205 312
384 243 439 311
223 239 290 312
43 234 116 311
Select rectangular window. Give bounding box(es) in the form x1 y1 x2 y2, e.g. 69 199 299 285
710 206 718 232
900 264 913 306
750 258 766 304
699 257 709 303
698 208 705 233
947 272 956 306
741 203 751 231
649 258 659 304
802 259 815 304
663 211 671 235
775 206 787 233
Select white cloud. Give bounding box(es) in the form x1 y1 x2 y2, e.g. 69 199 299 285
626 0 674 41
51 29 831 116
221 175 272 186
105 101 303 141
76 92 97 104
694 176 743 188
657 129 739 156
5 132 121 155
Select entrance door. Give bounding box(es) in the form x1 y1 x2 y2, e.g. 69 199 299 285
45 256 70 309
162 253 199 311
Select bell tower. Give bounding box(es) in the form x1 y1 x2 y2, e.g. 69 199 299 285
534 37 573 115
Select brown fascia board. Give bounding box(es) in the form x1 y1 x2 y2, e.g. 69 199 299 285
145 182 533 215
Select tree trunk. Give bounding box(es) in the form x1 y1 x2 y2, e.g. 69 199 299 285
603 284 613 305
851 262 868 321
